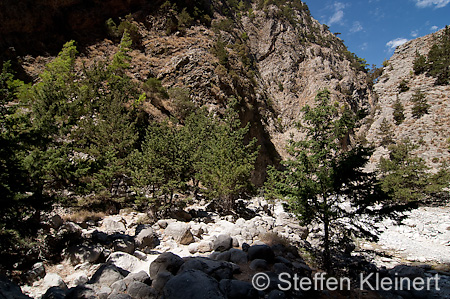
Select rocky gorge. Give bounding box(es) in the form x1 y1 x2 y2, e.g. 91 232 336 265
0 198 446 298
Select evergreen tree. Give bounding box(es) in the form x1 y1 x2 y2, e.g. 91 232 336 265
196 99 259 211
411 90 430 118
267 89 389 271
378 118 394 146
379 140 430 203
393 95 405 125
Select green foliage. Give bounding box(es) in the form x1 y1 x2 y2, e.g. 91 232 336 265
105 15 142 47
168 87 196 120
413 51 427 75
195 100 259 210
393 96 405 125
213 37 229 66
412 26 450 85
144 77 169 98
378 118 394 147
379 140 430 203
411 89 430 118
266 89 388 269
398 79 409 93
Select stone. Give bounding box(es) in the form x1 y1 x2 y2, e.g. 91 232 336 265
188 243 199 254
163 270 225 299
123 271 151 284
106 252 148 273
197 240 214 253
49 215 64 229
42 287 67 299
229 248 248 265
66 271 89 287
113 238 135 254
0 275 32 298
151 271 174 293
126 281 157 299
42 273 67 290
135 227 158 250
249 259 269 271
102 218 126 234
89 264 129 287
247 245 275 263
178 257 234 281
213 234 232 252
389 265 425 278
164 222 194 245
149 252 184 279
108 294 132 299
268 289 287 299
26 262 46 283
219 279 258 299
64 243 103 265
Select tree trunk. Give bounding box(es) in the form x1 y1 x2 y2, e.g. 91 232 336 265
323 217 331 273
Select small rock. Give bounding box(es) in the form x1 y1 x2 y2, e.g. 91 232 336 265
219 279 258 299
197 240 214 253
249 259 269 271
126 281 157 299
135 227 158 250
248 245 275 263
107 252 148 273
188 243 199 254
43 273 67 290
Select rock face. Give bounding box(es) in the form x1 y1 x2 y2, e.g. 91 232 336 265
13 0 374 184
363 28 450 169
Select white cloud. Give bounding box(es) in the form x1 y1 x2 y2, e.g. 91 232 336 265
415 0 450 8
386 38 409 50
360 42 368 51
411 30 419 37
350 21 363 33
430 25 439 31
328 2 346 25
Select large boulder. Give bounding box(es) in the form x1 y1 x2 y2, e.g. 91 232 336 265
149 252 184 279
219 279 258 299
164 222 194 245
213 234 232 252
126 281 157 299
42 273 67 290
107 252 148 273
101 217 126 234
178 257 235 281
247 245 275 263
0 276 32 299
135 227 158 251
163 270 226 299
89 264 129 287
64 243 103 265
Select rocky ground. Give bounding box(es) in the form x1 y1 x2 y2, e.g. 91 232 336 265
0 198 449 298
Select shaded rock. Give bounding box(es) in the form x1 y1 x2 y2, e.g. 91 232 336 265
0 275 32 299
49 215 64 229
113 238 135 254
163 270 225 299
389 265 425 278
268 289 287 299
273 263 292 275
89 264 129 287
42 287 67 299
64 243 103 265
248 245 275 262
126 281 157 299
164 222 194 245
229 248 248 265
25 262 46 284
249 259 269 271
219 279 258 299
65 285 97 299
178 257 235 281
123 271 151 284
108 294 132 299
66 271 89 286
151 271 174 293
149 252 184 279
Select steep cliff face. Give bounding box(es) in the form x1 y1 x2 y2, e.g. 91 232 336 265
364 29 450 169
8 0 375 183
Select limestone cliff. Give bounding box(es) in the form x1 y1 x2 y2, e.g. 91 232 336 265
363 28 450 170
4 0 375 183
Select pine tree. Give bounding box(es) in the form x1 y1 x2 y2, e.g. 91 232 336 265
267 89 389 271
411 90 430 118
378 118 394 146
393 95 405 125
379 140 430 203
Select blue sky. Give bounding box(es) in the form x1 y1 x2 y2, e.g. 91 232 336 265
303 0 450 67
